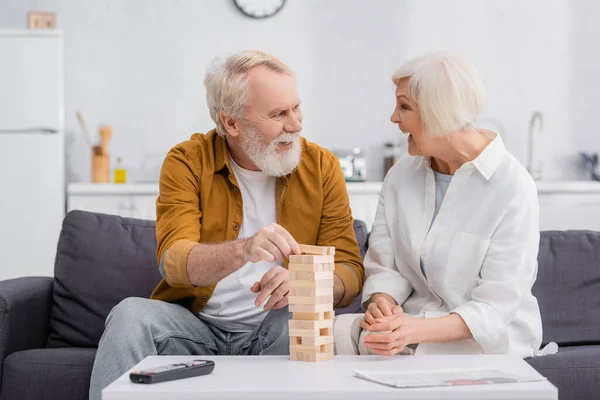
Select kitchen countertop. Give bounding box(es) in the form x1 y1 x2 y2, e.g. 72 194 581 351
67 181 385 195
67 180 600 195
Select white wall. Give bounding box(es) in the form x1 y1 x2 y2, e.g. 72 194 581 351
0 0 594 182
571 0 600 179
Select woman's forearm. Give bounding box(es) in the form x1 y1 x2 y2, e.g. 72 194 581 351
418 313 473 343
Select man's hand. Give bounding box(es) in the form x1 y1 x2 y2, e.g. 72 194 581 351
251 265 290 311
362 312 425 356
360 293 400 331
243 224 301 263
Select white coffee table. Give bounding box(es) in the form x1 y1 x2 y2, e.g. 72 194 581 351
103 355 557 400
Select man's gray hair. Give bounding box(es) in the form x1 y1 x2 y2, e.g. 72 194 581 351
204 50 293 137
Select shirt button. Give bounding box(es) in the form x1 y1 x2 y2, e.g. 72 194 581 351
233 224 239 230
201 296 208 302
234 188 239 194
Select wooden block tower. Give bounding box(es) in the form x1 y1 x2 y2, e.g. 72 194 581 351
288 244 336 362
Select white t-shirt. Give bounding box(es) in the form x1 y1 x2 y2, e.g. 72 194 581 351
198 155 278 332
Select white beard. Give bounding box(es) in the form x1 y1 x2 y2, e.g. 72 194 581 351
240 125 302 177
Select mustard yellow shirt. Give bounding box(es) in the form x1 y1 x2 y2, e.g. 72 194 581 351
151 130 364 313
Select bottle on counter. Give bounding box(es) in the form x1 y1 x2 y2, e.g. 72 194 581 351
114 157 127 184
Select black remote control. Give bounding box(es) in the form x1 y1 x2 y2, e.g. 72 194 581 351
129 359 215 384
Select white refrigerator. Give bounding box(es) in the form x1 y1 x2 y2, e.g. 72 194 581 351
0 31 65 280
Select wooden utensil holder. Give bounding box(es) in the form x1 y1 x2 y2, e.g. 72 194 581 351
92 146 110 183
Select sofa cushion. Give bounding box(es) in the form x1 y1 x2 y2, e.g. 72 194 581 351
46 211 369 347
47 211 163 348
353 219 369 260
527 345 600 400
1 348 95 400
533 231 600 346
335 220 368 316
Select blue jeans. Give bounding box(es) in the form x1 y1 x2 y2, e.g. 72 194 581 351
89 297 291 400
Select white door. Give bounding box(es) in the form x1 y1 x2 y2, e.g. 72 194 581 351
0 132 64 279
0 32 62 129
0 32 64 280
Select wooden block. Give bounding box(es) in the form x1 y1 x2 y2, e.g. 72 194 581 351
289 303 334 313
289 319 333 330
288 295 333 305
290 335 334 346
292 311 334 321
290 278 334 289
289 271 334 281
288 328 325 337
289 287 332 297
290 343 334 354
290 351 334 362
288 263 335 272
299 244 335 255
289 255 334 264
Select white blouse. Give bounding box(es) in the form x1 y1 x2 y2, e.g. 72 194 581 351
361 134 548 357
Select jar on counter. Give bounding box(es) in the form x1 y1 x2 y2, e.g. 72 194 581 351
383 141 404 177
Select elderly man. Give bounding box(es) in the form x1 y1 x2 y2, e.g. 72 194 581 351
88 50 364 399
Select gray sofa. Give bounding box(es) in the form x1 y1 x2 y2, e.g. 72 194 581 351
0 211 598 400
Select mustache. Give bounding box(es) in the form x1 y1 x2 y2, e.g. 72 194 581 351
272 132 301 144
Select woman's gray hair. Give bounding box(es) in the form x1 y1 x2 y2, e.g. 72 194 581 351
204 50 293 137
392 51 486 137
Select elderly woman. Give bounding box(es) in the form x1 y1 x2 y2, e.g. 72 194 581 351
336 52 551 357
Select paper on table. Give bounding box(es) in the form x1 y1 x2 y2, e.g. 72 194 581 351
353 368 546 389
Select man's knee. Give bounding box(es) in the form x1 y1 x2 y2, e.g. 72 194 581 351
105 297 159 334
105 297 165 338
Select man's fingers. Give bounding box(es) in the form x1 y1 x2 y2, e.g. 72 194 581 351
272 296 289 310
271 224 301 255
264 284 288 310
255 247 274 263
260 266 284 288
255 279 281 307
266 230 292 259
250 282 261 293
264 281 289 310
262 240 285 262
255 267 287 307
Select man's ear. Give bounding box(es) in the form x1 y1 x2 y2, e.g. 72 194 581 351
220 112 242 137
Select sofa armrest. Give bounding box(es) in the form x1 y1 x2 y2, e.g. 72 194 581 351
0 277 54 376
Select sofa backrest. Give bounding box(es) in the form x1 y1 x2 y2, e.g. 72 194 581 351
533 230 600 346
47 210 369 348
47 211 600 349
47 211 162 347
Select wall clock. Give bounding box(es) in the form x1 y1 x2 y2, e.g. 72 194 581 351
234 0 286 19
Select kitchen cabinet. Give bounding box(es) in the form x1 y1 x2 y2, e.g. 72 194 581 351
67 181 600 232
67 183 380 228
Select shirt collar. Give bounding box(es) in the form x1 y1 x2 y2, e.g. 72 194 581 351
420 132 506 181
469 133 506 180
213 130 231 174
